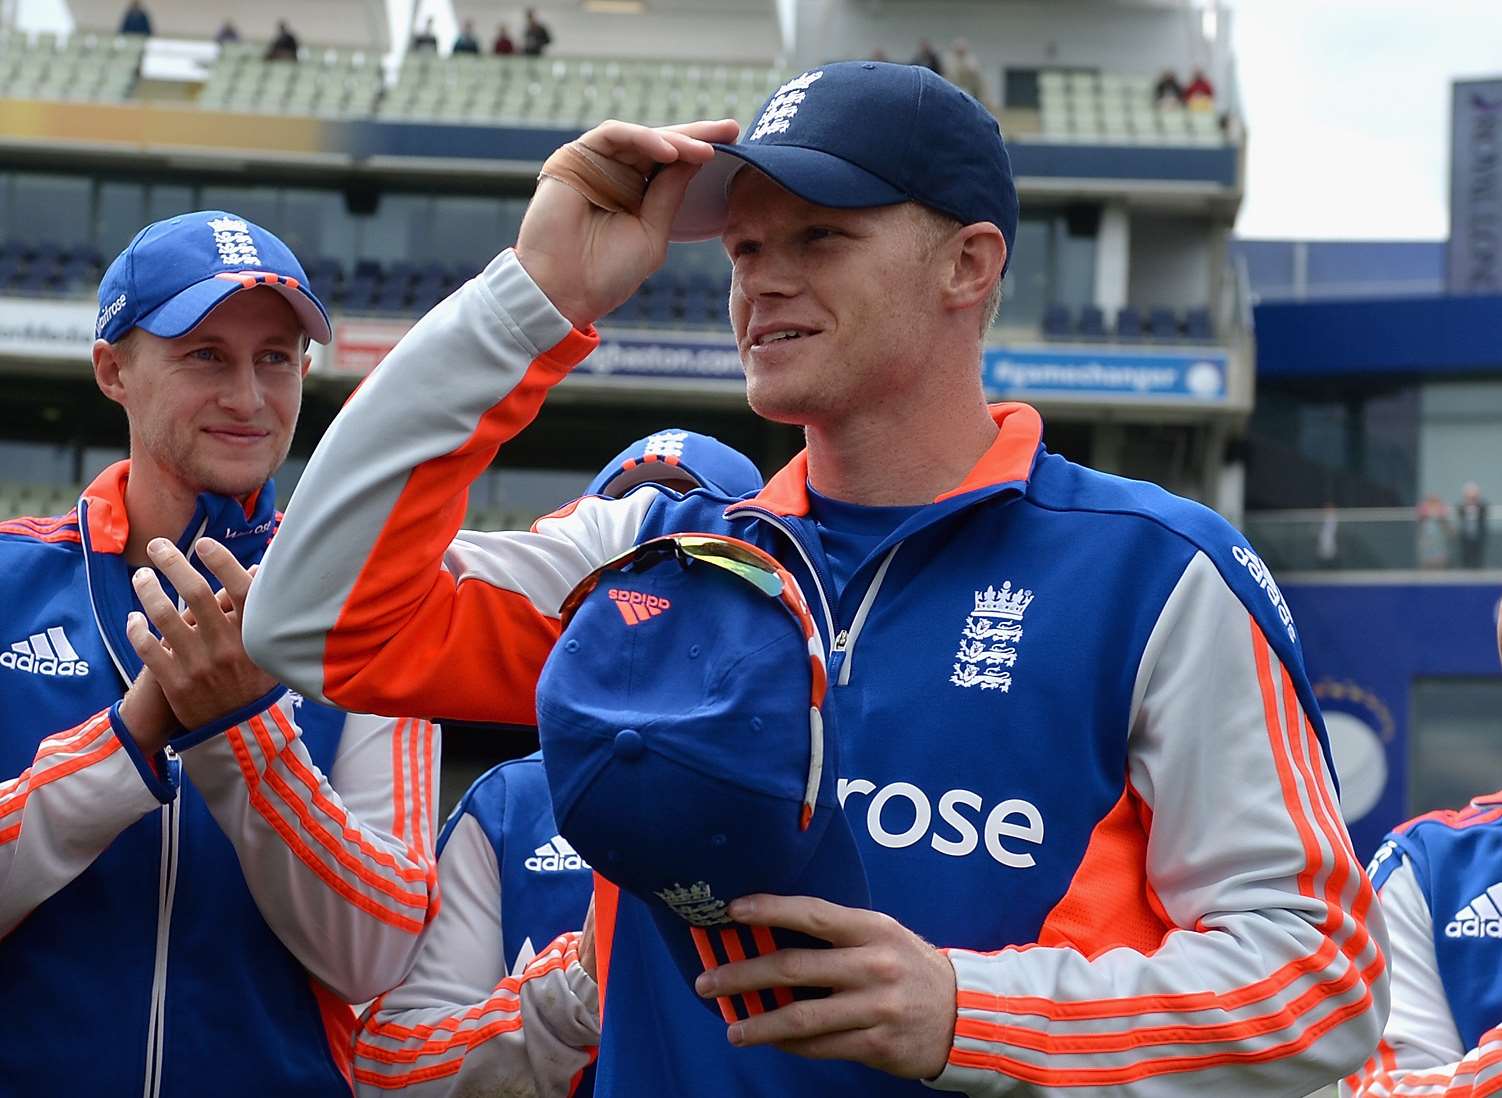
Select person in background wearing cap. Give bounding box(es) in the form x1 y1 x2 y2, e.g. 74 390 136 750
247 61 1386 1095
351 428 763 1096
0 212 440 1097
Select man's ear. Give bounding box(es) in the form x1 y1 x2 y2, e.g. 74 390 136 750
942 224 1007 314
92 339 128 408
300 350 314 379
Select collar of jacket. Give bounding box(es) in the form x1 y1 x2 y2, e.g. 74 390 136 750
730 402 1044 521
76 460 279 682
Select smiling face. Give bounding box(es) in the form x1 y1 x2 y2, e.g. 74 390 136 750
102 287 308 499
722 170 951 428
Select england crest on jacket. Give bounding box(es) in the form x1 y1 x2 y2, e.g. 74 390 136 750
950 581 1034 692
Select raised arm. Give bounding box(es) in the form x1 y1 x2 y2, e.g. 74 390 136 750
243 120 737 723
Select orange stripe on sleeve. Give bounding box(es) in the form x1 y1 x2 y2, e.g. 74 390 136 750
323 336 591 720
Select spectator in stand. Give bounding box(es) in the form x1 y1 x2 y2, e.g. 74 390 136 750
264 20 299 62
118 0 152 37
493 24 516 55
1457 481 1489 568
946 38 987 109
1154 69 1184 107
214 19 240 45
522 8 552 57
452 20 481 55
910 38 942 76
1316 501 1340 569
1184 67 1215 109
411 17 439 54
1417 494 1454 569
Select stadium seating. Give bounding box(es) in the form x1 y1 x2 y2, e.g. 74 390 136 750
0 482 82 521
377 55 792 129
0 241 105 296
197 40 382 118
1037 69 1225 146
0 29 141 104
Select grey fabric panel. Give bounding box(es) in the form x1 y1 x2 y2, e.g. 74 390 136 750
245 251 576 703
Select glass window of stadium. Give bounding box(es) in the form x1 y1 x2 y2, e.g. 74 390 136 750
1410 678 1502 814
1248 377 1502 512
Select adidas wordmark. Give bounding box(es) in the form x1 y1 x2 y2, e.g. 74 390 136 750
1446 884 1502 939
1 627 89 677
525 835 590 873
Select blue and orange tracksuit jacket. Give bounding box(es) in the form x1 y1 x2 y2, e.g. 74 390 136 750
0 462 438 1098
1345 795 1502 1096
354 753 599 1096
245 250 1389 1096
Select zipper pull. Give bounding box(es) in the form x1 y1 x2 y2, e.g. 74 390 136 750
832 629 850 654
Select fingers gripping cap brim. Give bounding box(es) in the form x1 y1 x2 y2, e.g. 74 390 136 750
669 144 909 242
135 276 334 345
645 795 870 1022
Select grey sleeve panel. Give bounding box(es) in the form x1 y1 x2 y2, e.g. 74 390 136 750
244 250 582 705
354 812 600 1098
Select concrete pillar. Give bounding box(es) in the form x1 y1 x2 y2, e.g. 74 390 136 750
1093 203 1131 323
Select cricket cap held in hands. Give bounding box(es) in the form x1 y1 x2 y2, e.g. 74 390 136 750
536 534 870 1022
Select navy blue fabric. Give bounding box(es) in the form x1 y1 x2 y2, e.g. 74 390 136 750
442 753 596 1095
0 477 353 1097
1379 800 1502 1051
579 445 1328 1096
676 60 1018 271
96 210 331 344
806 486 922 601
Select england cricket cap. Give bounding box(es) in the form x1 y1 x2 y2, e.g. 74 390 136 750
586 428 764 499
536 534 870 1022
670 60 1018 273
96 210 332 346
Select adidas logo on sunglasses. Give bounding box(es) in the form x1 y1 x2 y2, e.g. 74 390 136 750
609 588 671 625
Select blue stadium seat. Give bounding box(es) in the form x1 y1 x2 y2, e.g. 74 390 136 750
1184 306 1214 341
1115 306 1143 340
1147 307 1180 339
1078 305 1106 339
1042 303 1072 338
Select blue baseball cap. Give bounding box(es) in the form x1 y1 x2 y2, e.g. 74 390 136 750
670 60 1018 273
536 535 869 1022
586 428 764 499
96 210 332 346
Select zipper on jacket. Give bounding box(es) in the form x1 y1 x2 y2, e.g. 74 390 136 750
142 794 180 1098
141 520 202 1097
738 507 901 686
81 499 199 1097
736 507 837 643
830 544 900 685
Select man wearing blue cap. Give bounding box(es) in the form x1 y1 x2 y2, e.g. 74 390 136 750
0 212 440 1096
249 62 1387 1095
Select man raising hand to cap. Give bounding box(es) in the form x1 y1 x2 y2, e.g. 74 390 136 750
248 63 1386 1095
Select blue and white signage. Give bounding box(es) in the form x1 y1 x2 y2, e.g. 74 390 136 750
982 347 1228 401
